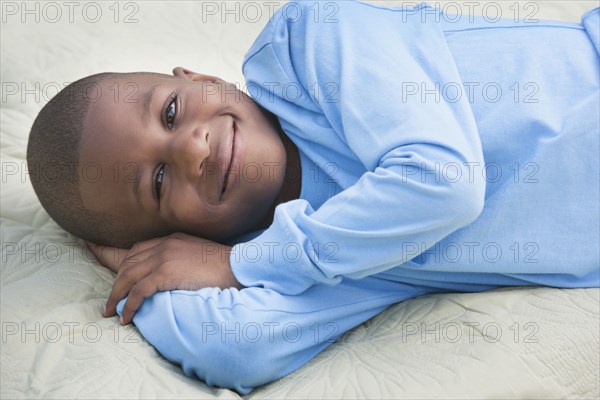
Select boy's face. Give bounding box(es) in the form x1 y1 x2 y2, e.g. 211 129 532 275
78 67 297 244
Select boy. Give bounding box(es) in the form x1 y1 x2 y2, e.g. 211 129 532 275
27 1 599 394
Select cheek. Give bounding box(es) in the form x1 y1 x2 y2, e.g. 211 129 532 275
256 142 287 185
79 176 122 215
168 185 224 229
235 144 283 196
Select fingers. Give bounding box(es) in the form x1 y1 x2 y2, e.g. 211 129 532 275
104 261 165 325
99 234 197 324
117 279 160 325
102 240 165 320
88 236 165 273
103 260 153 318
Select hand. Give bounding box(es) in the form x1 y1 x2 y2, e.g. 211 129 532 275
86 232 245 325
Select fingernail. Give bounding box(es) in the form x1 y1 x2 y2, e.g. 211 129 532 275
119 316 124 325
102 305 106 316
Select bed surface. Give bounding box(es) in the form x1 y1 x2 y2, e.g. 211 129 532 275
2 1 599 398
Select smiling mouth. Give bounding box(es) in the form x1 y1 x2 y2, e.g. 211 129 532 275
220 121 236 199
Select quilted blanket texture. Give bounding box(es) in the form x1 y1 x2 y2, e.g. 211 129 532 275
2 1 599 398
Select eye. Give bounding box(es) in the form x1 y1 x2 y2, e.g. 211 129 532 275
165 94 177 130
154 164 165 207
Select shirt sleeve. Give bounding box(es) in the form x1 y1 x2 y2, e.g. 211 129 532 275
230 1 487 295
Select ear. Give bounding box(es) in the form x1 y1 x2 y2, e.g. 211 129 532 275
172 66 225 84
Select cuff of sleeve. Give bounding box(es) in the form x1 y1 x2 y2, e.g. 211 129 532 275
229 214 315 295
115 298 126 316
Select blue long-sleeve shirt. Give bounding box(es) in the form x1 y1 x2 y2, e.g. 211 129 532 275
117 2 600 393
228 1 600 294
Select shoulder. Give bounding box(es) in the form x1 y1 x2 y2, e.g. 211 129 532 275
242 1 374 68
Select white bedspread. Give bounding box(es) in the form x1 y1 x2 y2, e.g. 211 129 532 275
2 1 599 398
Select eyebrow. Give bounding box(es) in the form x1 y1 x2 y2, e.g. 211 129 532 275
142 83 158 127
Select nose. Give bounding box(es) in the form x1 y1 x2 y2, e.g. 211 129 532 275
167 126 210 180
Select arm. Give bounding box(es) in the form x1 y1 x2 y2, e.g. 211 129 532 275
88 233 244 325
230 1 486 295
113 275 427 394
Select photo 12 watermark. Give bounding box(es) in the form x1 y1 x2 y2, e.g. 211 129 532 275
398 1 541 24
1 1 140 24
1 320 140 344
401 81 540 104
398 161 540 185
197 1 340 24
398 320 540 344
404 240 540 264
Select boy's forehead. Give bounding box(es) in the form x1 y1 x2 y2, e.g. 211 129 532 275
107 73 174 100
85 74 172 127
124 72 174 86
94 73 177 105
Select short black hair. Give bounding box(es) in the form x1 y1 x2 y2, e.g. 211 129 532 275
27 71 171 248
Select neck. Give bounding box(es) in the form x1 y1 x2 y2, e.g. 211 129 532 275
254 124 302 231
